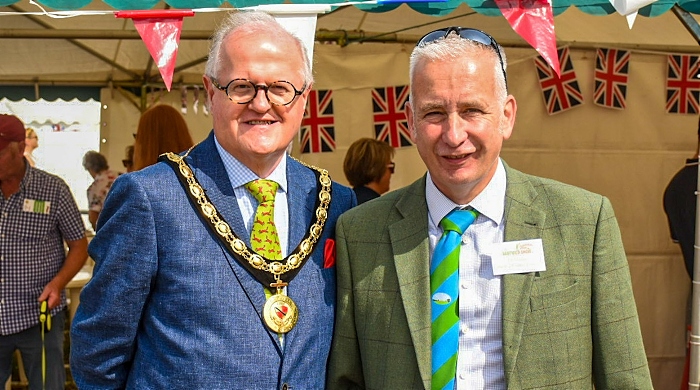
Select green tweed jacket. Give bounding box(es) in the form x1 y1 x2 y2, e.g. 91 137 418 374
327 163 653 390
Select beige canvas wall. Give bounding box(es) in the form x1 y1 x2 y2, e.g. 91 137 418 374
100 42 696 389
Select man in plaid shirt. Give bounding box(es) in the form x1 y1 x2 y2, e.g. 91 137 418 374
0 114 87 389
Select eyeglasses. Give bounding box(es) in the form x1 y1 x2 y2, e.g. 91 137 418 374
417 27 507 90
211 78 306 106
387 162 395 174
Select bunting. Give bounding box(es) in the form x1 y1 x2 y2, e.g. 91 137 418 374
534 47 584 115
372 85 413 148
594 48 630 109
300 89 336 153
665 54 700 114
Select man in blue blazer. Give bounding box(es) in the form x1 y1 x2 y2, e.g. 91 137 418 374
70 11 355 390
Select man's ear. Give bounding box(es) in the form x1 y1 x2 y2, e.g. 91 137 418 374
500 95 517 140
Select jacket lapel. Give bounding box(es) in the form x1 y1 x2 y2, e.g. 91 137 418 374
390 177 433 385
283 158 316 349
184 133 268 313
500 165 546 381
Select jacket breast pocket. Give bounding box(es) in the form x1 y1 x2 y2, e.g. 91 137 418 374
529 280 581 311
526 280 589 333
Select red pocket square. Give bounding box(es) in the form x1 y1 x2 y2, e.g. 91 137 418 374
324 239 336 269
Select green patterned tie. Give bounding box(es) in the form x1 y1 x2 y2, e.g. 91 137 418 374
431 208 478 390
245 179 282 260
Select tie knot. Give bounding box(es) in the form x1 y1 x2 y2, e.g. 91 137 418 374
440 208 478 235
245 179 279 204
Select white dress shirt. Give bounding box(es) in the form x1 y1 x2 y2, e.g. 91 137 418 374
426 158 507 390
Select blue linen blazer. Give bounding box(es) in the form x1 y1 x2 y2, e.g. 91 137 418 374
70 132 356 390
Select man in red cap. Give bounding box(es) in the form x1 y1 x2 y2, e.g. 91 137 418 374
0 114 87 388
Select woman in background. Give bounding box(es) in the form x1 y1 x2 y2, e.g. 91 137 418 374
343 137 395 204
82 151 118 230
132 105 194 170
24 128 39 167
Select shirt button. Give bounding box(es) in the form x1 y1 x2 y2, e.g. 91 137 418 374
459 372 467 379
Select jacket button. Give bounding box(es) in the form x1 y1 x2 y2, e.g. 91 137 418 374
281 384 290 390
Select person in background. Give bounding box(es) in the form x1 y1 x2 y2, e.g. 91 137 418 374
82 150 118 230
0 114 87 389
327 27 652 389
343 137 395 204
664 119 700 279
122 145 134 173
70 11 355 389
23 128 38 167
132 104 194 170
662 118 700 390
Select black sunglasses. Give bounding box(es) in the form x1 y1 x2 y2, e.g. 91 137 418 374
417 27 508 90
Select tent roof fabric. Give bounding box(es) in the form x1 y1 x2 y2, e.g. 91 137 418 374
1 0 700 16
0 0 699 91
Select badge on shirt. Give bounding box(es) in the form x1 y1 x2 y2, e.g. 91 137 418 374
491 239 546 275
23 199 51 215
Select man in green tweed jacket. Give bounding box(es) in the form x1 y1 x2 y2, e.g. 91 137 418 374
326 27 653 390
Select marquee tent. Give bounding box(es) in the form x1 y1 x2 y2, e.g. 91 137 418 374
0 0 699 90
2 1 700 389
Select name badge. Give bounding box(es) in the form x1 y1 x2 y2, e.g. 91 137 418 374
23 199 51 215
491 239 546 275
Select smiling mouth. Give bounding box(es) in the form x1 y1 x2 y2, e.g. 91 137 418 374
247 120 275 125
444 154 469 160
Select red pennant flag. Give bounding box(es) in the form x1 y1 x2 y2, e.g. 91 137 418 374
116 10 195 91
495 0 560 77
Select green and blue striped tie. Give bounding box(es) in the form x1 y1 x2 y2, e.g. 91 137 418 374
431 207 478 390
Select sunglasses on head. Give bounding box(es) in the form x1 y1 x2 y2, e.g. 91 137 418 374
417 27 507 90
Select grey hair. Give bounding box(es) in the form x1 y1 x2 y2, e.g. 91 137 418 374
82 150 108 173
204 11 313 86
408 33 508 104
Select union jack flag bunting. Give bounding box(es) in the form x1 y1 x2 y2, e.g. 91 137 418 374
594 48 630 110
300 89 336 153
372 85 413 148
534 47 583 115
666 54 700 114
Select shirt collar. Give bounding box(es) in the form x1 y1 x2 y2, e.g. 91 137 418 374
426 158 506 227
213 135 288 193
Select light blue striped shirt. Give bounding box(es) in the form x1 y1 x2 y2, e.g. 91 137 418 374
426 158 507 390
214 136 289 256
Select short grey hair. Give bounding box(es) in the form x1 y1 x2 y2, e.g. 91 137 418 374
204 11 313 86
409 33 508 104
82 150 108 173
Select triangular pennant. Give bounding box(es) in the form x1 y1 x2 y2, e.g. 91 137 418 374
115 10 194 91
495 0 560 77
610 0 659 28
133 18 183 91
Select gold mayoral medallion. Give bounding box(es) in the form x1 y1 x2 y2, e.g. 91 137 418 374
263 292 298 333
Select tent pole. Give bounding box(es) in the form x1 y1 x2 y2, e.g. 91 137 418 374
672 6 700 388
691 163 700 390
672 5 700 44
